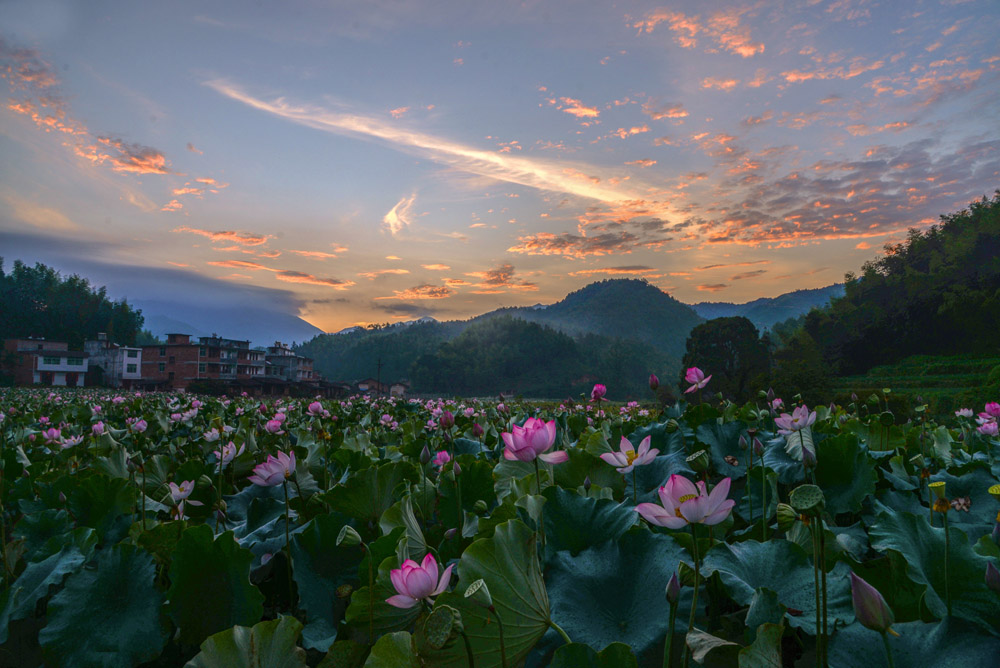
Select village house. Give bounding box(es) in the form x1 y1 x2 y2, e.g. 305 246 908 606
2 338 89 387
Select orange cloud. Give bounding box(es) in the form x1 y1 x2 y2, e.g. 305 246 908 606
161 199 183 212
375 284 454 300
781 57 884 83
633 9 764 58
568 266 656 276
384 193 417 236
696 284 729 292
289 250 342 260
422 263 451 271
845 121 910 136
701 77 740 91
207 260 272 270
275 271 355 289
464 264 538 291
553 96 600 119
358 269 412 279
175 226 271 246
641 100 688 120
625 159 657 168
390 106 409 118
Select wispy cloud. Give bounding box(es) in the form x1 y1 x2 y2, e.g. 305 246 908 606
375 284 454 300
422 263 451 271
358 268 411 279
697 283 729 292
568 266 656 276
175 226 272 246
289 249 343 260
384 193 417 236
464 264 538 292
274 270 355 289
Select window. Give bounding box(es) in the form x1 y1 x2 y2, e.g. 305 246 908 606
169 356 175 364
126 364 137 373
158 362 166 372
42 356 60 365
67 357 83 366
159 346 166 356
127 350 138 358
199 363 206 373
199 347 206 357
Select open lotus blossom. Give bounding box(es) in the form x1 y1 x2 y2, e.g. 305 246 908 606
955 408 973 418
248 451 296 486
684 367 712 394
636 475 735 528
502 418 568 464
168 480 203 507
433 450 452 468
386 553 454 609
850 572 898 636
60 435 83 449
203 428 221 443
264 419 284 434
774 405 817 435
307 401 328 417
983 402 1000 418
979 421 999 437
600 435 659 474
213 441 246 468
41 427 62 445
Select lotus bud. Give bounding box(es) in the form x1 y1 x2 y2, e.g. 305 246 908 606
583 476 592 493
739 434 748 450
464 579 494 609
686 449 710 473
987 562 1000 596
851 393 858 403
58 491 67 504
439 411 455 430
649 374 660 391
665 572 681 606
420 444 432 465
473 422 484 438
452 461 461 476
850 572 898 636
336 525 363 547
929 481 946 500
766 387 775 403
989 484 1000 503
473 500 488 514
444 527 458 540
790 484 825 516
776 503 798 532
992 522 1000 546
753 437 764 456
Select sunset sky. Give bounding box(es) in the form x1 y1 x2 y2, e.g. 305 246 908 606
1 0 998 332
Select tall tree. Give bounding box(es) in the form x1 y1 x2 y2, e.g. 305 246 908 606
680 316 770 401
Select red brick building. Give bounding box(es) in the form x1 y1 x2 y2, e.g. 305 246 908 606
139 333 265 390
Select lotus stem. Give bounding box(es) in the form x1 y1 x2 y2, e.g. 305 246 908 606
632 469 637 505
0 470 8 590
881 631 895 668
362 541 374 643
533 458 546 556
459 628 476 668
455 461 464 535
682 524 701 668
490 606 508 668
820 523 828 668
747 449 754 524
760 464 768 541
943 512 951 616
549 619 572 645
283 479 293 604
215 451 224 535
664 600 678 668
811 522 823 667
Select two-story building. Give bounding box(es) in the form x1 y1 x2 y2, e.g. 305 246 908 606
140 333 268 391
84 333 142 388
265 342 317 385
2 339 89 387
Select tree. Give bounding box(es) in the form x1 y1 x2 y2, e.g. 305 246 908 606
770 329 831 407
680 316 769 402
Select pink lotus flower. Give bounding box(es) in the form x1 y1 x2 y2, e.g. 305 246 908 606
850 572 898 636
635 475 735 528
684 367 712 394
771 397 784 411
168 480 203 506
60 435 83 449
264 419 284 435
955 408 973 418
248 451 296 486
41 427 62 445
385 553 454 609
984 402 1000 418
92 421 106 437
600 435 659 474
978 422 999 437
649 374 659 391
501 418 567 464
203 428 221 443
307 401 324 416
774 405 817 435
591 384 607 401
213 441 246 468
433 450 452 468
130 419 148 433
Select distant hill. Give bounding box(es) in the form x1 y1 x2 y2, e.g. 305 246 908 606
136 299 323 348
691 284 845 331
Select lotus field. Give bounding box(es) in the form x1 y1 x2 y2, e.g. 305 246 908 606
1 376 1000 668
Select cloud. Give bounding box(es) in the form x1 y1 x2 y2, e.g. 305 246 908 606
161 199 183 212
845 121 910 136
389 106 409 118
507 230 654 259
781 57 884 84
289 249 343 260
207 260 272 270
550 96 600 119
422 263 451 271
464 263 538 291
2 193 78 231
641 100 688 121
444 278 470 287
695 260 770 271
633 8 764 58
696 284 729 292
375 284 454 300
357 268 411 279
187 142 203 154
568 266 656 276
626 159 657 168
856 242 871 249
175 226 271 246
207 81 661 213
701 77 740 90
274 270 355 289
730 269 768 280
742 110 773 127
384 193 417 236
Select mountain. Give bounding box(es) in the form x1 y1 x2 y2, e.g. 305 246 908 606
690 284 845 331
135 299 324 348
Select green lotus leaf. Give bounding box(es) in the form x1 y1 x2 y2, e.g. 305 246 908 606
696 420 747 479
814 433 876 515
828 618 1000 668
344 556 421 639
701 539 854 635
738 623 783 668
547 641 638 668
364 631 420 668
544 529 692 665
762 438 807 485
66 473 134 544
927 468 999 540
38 544 167 668
166 525 265 646
437 457 497 527
324 461 417 527
185 616 307 668
11 542 91 621
869 510 1000 633
541 486 637 558
12 508 72 562
290 513 363 651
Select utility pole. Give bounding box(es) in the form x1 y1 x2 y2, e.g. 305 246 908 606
376 357 383 397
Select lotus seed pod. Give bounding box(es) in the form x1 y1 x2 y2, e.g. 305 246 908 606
336 525 363 547
776 503 798 532
989 484 1000 503
464 579 494 609
665 419 679 433
879 411 895 427
424 605 463 650
686 449 710 473
929 481 946 500
473 500 488 514
909 453 925 470
789 484 825 516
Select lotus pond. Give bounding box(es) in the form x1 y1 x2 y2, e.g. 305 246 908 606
0 386 999 667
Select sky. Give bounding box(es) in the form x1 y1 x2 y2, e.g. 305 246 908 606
1 0 998 333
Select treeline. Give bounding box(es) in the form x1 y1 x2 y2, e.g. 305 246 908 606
0 259 144 347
